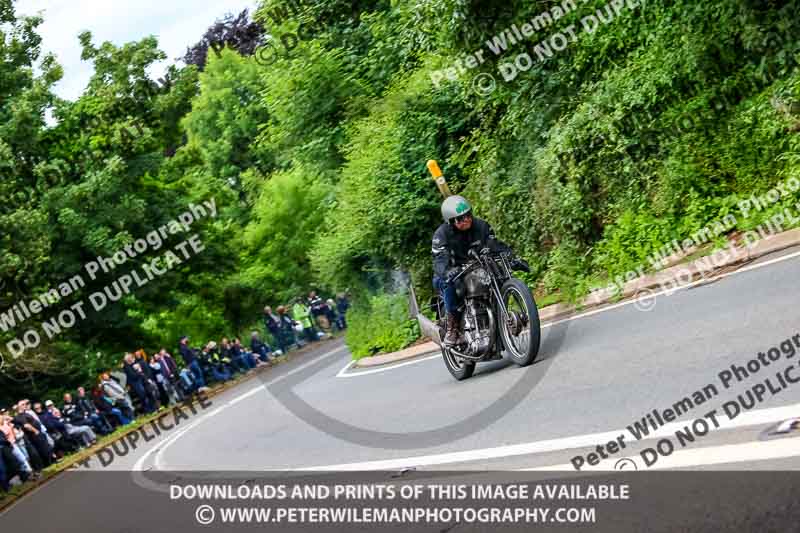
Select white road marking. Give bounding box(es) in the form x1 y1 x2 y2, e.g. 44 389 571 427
524 436 800 471
132 344 348 473
335 250 800 378
297 401 800 471
336 353 442 378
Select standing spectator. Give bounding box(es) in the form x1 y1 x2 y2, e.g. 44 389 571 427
179 336 206 390
250 331 273 363
134 349 156 381
263 306 286 354
308 291 331 332
0 411 34 477
336 293 350 329
123 353 155 414
157 348 180 384
0 431 29 490
325 298 339 332
99 373 135 421
151 352 184 404
292 299 317 343
277 306 300 349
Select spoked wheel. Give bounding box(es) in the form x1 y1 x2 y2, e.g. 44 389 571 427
442 345 475 380
499 278 541 366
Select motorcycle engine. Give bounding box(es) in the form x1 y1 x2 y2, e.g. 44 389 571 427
461 300 494 357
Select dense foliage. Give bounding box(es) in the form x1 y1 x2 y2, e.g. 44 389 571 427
345 292 420 359
1 0 799 402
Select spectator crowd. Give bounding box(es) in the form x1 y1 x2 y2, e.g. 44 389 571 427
0 291 349 494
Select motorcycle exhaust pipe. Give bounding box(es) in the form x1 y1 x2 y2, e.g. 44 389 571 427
409 284 442 346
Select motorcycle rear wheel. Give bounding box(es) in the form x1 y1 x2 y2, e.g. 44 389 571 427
499 278 541 366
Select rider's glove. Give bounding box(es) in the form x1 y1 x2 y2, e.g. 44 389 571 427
479 247 491 256
510 257 531 273
444 268 459 284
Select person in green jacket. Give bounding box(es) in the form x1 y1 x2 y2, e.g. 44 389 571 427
292 300 317 343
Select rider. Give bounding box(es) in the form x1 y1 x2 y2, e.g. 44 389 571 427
432 195 528 345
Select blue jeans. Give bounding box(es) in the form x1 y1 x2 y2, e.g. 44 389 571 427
433 276 460 314
132 381 154 413
211 365 231 382
88 413 113 434
0 452 7 492
11 444 31 473
188 359 205 388
109 407 132 426
252 345 272 362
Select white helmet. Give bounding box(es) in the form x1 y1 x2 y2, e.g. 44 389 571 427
441 195 472 223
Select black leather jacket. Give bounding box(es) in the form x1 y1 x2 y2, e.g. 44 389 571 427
432 217 512 278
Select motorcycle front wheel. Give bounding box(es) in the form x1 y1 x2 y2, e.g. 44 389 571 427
441 345 475 380
498 278 541 366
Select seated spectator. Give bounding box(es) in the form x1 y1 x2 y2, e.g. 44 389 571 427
99 373 135 421
225 337 256 372
219 338 240 374
123 352 155 414
33 402 82 454
237 337 262 367
201 341 232 383
48 402 97 447
19 399 54 450
249 331 273 363
179 336 206 390
75 387 114 433
63 393 112 436
12 401 53 467
92 383 131 428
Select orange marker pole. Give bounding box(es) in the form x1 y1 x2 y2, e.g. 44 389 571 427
426 160 452 198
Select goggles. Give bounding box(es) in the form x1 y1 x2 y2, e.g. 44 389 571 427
452 212 473 224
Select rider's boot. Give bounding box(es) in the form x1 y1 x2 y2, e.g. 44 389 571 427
444 312 462 345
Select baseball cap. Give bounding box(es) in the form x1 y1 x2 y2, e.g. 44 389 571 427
44 400 54 407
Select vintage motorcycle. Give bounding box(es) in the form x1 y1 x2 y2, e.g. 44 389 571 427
415 248 541 380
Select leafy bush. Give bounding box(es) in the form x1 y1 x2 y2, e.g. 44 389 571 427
345 292 420 360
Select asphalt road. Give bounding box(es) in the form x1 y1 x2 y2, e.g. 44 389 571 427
112 246 800 473
4 247 800 531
